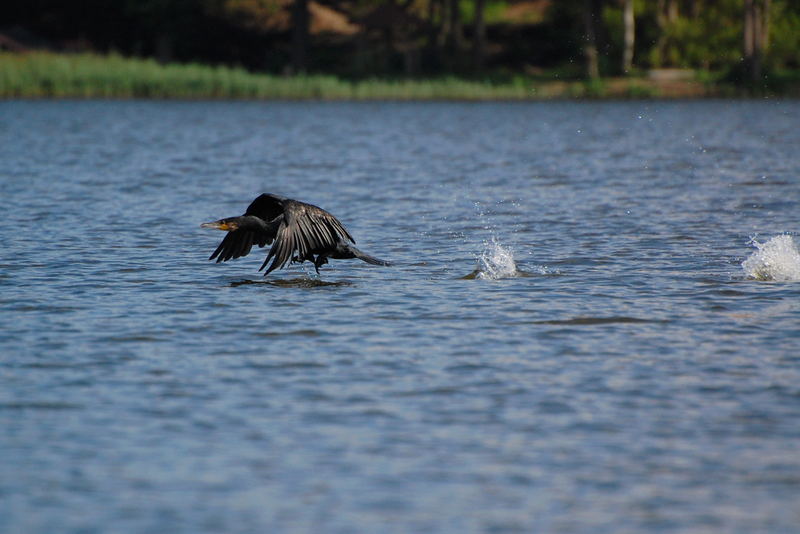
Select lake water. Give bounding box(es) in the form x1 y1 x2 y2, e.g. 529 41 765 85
2 100 799 533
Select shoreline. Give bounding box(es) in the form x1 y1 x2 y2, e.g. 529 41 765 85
2 52 798 101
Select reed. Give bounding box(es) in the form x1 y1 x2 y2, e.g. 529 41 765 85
0 52 539 100
0 51 744 100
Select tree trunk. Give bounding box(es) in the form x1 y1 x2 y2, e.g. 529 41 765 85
744 0 754 66
622 0 634 73
655 0 678 67
472 0 487 72
425 0 443 70
291 0 309 74
583 0 601 79
656 0 678 25
744 0 769 82
689 0 701 19
446 0 462 69
666 0 678 22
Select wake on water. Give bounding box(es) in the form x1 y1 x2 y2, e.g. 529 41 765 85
742 234 800 282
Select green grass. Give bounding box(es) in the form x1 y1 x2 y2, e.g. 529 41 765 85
4 51 789 100
0 52 541 100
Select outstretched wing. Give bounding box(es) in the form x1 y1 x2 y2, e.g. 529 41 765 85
260 199 355 274
209 228 273 263
208 194 287 263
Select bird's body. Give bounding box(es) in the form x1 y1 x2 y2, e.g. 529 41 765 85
201 193 390 275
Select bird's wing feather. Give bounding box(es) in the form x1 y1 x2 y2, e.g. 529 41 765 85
208 195 287 263
259 199 354 274
300 200 355 244
244 193 287 222
209 230 256 262
261 223 293 274
209 226 276 263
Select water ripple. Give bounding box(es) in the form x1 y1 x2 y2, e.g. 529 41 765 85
2 100 800 534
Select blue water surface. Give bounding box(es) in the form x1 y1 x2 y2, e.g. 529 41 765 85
1 100 799 533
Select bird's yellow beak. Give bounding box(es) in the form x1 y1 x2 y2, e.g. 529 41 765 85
201 221 230 231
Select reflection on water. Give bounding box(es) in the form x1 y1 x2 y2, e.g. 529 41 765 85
1 100 800 534
230 278 354 288
527 316 669 325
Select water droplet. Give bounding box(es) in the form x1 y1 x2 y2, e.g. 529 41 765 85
475 238 519 280
742 235 800 281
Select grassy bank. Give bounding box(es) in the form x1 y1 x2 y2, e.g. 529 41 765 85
0 52 532 100
1 51 789 100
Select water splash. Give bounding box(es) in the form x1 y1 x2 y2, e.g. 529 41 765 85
742 234 800 282
462 237 521 280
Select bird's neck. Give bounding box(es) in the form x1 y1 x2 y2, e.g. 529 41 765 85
237 215 280 232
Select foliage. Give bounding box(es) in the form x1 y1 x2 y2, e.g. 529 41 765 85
1 0 799 85
768 3 800 69
545 0 799 76
641 0 743 69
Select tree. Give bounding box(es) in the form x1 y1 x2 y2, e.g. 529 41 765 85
622 0 634 72
744 0 770 81
472 0 487 71
445 0 463 69
654 0 679 66
583 0 603 78
290 0 309 73
423 0 444 71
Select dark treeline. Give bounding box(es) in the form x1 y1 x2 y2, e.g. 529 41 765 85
2 0 799 81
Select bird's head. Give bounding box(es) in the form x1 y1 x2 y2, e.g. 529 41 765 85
200 218 240 231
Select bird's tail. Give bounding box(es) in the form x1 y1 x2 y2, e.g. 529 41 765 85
352 247 392 266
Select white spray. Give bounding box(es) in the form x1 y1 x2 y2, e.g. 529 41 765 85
742 234 800 282
475 237 519 280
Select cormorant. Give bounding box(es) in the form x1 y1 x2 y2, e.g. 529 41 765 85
201 193 391 275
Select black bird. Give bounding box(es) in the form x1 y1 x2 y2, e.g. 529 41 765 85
201 193 391 275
